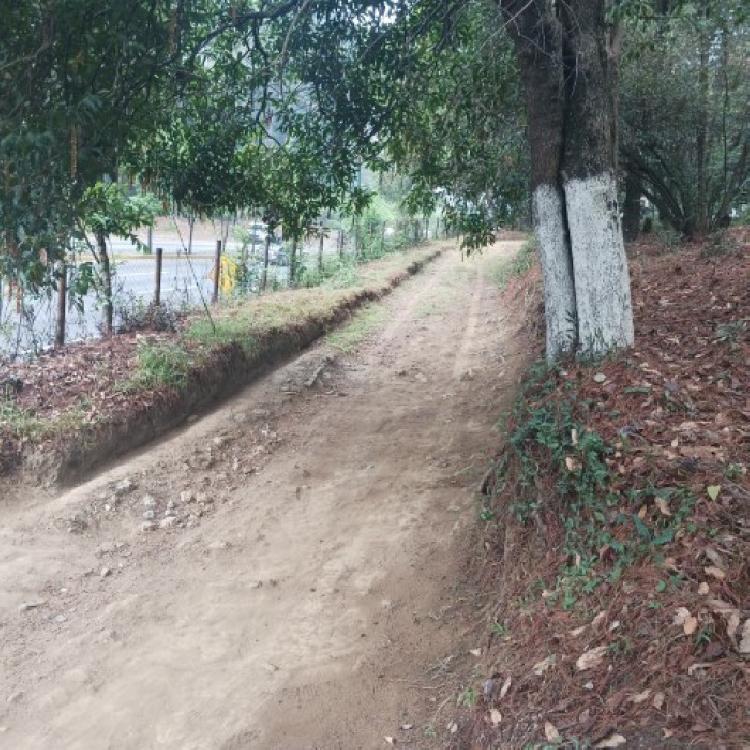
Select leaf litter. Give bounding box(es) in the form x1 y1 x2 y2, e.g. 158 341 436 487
446 233 749 749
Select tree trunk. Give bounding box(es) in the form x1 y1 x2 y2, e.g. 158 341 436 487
559 0 634 356
693 0 711 237
289 237 298 285
511 1 577 361
622 172 641 242
187 215 194 255
504 0 634 361
97 232 114 335
262 233 270 291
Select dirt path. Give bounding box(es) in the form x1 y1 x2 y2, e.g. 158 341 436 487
0 241 527 750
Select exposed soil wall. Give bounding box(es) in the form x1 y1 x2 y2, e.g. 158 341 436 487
20 251 441 487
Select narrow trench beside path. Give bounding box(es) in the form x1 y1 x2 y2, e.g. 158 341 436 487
0 241 527 750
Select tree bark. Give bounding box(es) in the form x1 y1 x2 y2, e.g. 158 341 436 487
559 0 634 355
622 171 641 242
503 0 634 360
289 236 298 285
262 232 271 291
97 232 114 335
507 0 577 361
693 0 711 237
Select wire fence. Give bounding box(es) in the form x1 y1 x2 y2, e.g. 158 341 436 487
0 216 447 361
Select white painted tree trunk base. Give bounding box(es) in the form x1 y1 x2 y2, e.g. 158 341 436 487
532 184 577 362
564 172 635 357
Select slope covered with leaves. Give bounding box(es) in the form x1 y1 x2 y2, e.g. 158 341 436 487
458 230 749 748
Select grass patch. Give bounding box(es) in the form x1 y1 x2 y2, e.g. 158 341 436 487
0 399 92 440
0 401 45 439
326 304 388 353
186 249 434 353
126 341 192 390
489 238 537 290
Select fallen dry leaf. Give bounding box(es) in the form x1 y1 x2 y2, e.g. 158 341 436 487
499 675 512 699
489 709 502 727
384 737 395 745
629 689 651 704
576 645 608 671
739 619 750 654
706 484 721 501
544 721 561 743
704 565 726 580
673 607 691 626
595 733 626 748
532 654 556 676
683 615 698 636
652 692 665 710
591 611 607 629
697 581 709 595
469 648 482 657
654 497 672 516
727 612 740 642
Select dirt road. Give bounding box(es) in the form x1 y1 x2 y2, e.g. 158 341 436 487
0 241 527 750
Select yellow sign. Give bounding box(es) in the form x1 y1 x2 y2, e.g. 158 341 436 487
208 256 240 293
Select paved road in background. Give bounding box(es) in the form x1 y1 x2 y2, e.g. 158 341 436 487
0 238 292 360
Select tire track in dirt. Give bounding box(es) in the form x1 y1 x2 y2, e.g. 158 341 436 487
0 241 526 750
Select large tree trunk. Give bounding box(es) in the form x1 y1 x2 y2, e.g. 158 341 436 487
504 0 634 361
560 0 634 355
693 0 711 237
513 2 577 361
622 172 641 242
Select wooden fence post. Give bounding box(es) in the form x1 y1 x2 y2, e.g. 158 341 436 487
154 246 163 306
212 240 222 303
55 261 67 348
262 234 270 291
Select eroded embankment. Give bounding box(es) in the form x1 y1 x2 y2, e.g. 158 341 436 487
1 247 441 487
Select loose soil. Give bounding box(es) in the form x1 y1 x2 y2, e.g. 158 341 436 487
0 241 527 749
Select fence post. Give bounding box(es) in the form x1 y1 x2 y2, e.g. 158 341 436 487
147 225 153 255
380 221 386 254
262 233 270 291
338 229 344 259
55 261 67 348
154 246 163 306
318 230 324 272
212 240 222 304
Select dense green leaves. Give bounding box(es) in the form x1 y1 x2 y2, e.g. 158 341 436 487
620 0 750 235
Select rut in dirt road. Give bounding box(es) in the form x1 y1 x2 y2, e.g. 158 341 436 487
0 241 528 750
